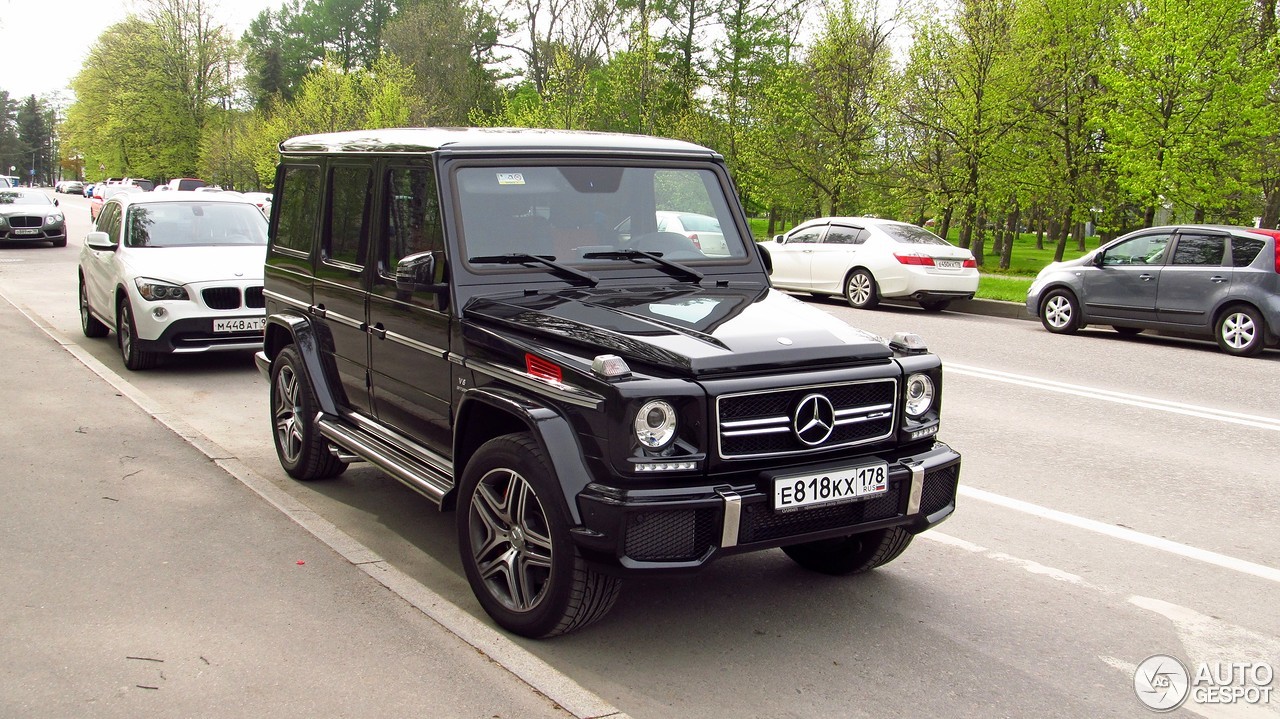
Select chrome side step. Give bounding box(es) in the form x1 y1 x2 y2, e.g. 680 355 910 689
317 416 454 506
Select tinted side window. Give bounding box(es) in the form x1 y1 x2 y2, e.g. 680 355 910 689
275 165 320 254
1171 234 1225 266
1102 234 1171 266
100 203 123 244
825 225 867 245
383 166 444 277
1231 237 1265 267
325 166 371 267
788 225 826 244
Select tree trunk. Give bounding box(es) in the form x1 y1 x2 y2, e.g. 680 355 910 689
1053 206 1073 262
1193 207 1205 224
959 198 977 250
1001 206 1020 270
971 214 986 266
915 204 926 227
1036 208 1045 250
939 206 954 243
767 206 778 237
1075 222 1086 252
991 212 1006 258
1262 181 1280 229
1143 204 1156 228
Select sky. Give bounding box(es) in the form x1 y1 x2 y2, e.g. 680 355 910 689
0 0 278 101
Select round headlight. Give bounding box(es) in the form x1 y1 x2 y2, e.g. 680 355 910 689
634 400 677 449
905 373 935 418
46 213 64 224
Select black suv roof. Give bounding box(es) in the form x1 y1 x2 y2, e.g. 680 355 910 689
278 127 720 158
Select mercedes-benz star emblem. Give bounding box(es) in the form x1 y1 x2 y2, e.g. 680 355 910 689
792 394 836 446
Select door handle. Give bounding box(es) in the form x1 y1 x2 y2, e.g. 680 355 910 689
1209 276 1227 283
371 323 387 340
311 304 327 318
1138 274 1153 281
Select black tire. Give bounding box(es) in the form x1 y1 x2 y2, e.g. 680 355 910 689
117 299 159 370
269 346 347 480
458 433 620 638
1112 325 1142 337
79 278 108 338
782 526 914 576
1038 288 1082 334
1215 305 1266 357
843 269 879 309
919 299 951 312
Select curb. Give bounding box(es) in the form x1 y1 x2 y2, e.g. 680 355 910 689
880 296 1035 321
2 291 631 719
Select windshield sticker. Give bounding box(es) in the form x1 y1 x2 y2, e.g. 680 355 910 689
648 298 720 324
497 172 526 185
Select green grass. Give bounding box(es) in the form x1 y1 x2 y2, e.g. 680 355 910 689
745 216 1100 302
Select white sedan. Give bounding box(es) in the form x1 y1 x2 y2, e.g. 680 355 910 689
760 217 979 312
77 191 268 370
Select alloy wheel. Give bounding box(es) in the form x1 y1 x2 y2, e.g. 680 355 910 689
846 273 873 307
468 468 554 613
1044 295 1073 329
1220 312 1256 350
273 364 305 465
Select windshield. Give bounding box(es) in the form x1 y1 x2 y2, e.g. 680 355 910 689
126 202 268 248
879 223 951 246
0 190 51 205
455 164 748 269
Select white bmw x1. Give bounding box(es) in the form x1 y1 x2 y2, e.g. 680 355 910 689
78 191 268 370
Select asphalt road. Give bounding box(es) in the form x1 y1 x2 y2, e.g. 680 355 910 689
3 191 1278 718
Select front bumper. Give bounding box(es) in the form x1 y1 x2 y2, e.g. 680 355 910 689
574 440 961 573
0 227 64 242
133 316 264 354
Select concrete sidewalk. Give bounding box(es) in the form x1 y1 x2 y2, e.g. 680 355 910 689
0 295 615 718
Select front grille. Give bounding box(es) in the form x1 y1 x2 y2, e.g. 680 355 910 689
920 465 959 516
738 482 903 544
202 287 242 309
624 508 716 561
244 286 264 308
9 216 42 228
717 379 896 459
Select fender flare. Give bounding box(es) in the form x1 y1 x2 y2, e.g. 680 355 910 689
455 386 595 525
263 312 340 416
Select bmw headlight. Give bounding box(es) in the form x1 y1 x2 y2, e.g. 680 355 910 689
46 213 64 225
634 400 677 449
904 373 935 418
135 277 190 301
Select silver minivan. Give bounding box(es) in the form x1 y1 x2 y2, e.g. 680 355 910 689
1026 225 1280 356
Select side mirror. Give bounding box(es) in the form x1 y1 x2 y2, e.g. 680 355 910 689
85 231 116 251
53 199 59 207
759 246 773 274
395 251 443 293
1091 252 1104 268
773 234 785 245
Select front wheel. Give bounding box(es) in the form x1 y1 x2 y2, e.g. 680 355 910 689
782 526 914 575
117 300 158 370
80 278 108 338
1039 288 1082 334
1215 306 1266 356
458 433 620 638
843 269 879 309
270 346 347 480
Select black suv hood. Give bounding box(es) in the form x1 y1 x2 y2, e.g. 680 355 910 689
464 285 892 376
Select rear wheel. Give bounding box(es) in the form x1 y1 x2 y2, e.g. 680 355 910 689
117 300 159 370
1039 288 1082 334
270 346 347 480
919 299 951 312
1215 306 1266 356
782 527 914 575
843 269 879 309
79 278 108 338
458 433 620 638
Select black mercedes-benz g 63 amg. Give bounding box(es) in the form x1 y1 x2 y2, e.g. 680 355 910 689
257 128 961 638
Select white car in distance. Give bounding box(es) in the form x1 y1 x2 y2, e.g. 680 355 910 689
77 192 268 370
761 216 979 312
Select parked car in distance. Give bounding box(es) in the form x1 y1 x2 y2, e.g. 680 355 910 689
83 183 95 197
1027 224 1280 356
242 191 272 214
1 175 19 187
655 210 729 255
0 188 66 247
77 191 268 370
256 127 962 638
90 181 148 220
55 180 85 194
166 177 207 191
760 217 979 312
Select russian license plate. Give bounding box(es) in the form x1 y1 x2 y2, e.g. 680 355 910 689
213 317 266 333
936 259 961 269
773 462 888 511
13 229 38 236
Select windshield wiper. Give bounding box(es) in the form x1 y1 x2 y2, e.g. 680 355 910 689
468 253 599 286
581 249 704 281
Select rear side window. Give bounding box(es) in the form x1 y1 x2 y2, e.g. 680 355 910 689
1171 234 1225 265
879 223 950 246
1231 237 1265 267
324 165 371 266
274 165 320 254
825 225 868 245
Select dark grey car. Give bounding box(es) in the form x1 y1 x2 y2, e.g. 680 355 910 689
1026 225 1280 356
